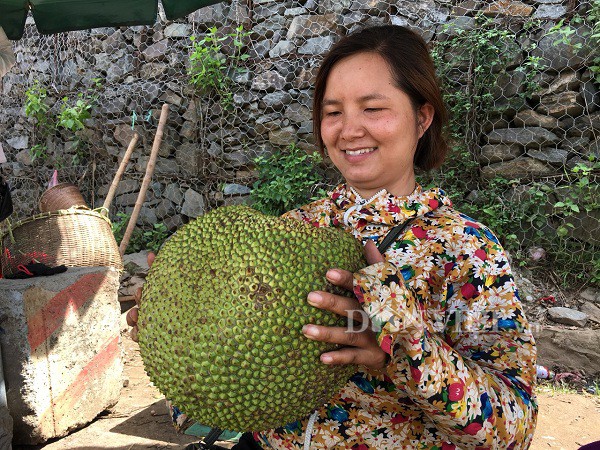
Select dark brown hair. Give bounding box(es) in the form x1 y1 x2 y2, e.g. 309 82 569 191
312 25 449 171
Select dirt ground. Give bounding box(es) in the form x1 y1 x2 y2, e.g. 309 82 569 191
13 313 600 450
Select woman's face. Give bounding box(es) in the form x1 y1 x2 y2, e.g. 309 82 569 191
320 52 432 198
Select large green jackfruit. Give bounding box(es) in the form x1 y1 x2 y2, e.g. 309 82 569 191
138 205 366 432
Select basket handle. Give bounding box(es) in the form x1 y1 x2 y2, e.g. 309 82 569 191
119 104 169 256
102 132 139 214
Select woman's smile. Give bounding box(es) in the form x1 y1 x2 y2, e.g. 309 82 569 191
343 147 378 156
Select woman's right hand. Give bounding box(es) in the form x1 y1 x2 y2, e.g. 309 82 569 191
125 252 155 342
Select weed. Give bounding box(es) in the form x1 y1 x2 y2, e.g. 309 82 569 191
188 25 250 109
251 144 325 216
111 211 170 254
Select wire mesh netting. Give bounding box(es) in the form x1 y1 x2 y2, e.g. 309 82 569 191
0 0 598 288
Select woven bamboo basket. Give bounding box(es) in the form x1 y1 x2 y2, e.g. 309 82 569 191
39 182 88 213
0 208 123 278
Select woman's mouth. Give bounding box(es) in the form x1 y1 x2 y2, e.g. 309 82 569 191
344 147 377 156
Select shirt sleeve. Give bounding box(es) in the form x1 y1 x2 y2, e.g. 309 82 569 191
352 229 538 449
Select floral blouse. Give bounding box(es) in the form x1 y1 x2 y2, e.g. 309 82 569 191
254 183 538 449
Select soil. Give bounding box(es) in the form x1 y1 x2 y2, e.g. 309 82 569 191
13 313 600 450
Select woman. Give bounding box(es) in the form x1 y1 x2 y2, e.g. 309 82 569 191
130 25 538 449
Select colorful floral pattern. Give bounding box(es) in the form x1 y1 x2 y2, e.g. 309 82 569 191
255 183 537 449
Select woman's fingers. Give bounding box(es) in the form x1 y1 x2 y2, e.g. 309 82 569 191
325 268 353 290
130 326 139 342
364 240 384 265
302 324 387 368
308 291 366 323
126 306 138 326
126 306 140 341
303 324 372 346
320 347 387 368
134 286 142 306
126 251 155 344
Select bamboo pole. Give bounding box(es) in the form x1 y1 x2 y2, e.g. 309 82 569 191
102 133 139 212
119 104 169 256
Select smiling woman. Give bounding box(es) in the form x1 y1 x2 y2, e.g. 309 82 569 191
126 24 539 450
270 25 538 449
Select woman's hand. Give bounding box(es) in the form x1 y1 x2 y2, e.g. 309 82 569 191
125 252 155 342
302 240 389 370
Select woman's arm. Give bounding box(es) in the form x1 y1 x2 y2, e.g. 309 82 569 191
353 231 537 449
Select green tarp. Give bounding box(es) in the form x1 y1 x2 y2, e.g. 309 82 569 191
0 0 223 40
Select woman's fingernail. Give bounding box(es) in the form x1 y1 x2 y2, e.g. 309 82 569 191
307 292 322 306
321 354 333 364
326 270 341 282
302 324 318 338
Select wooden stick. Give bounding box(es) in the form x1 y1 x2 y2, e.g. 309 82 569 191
103 133 139 212
119 104 169 256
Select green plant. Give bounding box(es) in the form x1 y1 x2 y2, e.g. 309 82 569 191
188 25 250 108
546 2 600 83
25 81 49 126
425 13 600 288
111 211 130 244
427 15 520 200
251 144 324 216
140 223 169 253
590 0 600 83
547 19 580 47
518 43 546 99
57 95 92 132
24 81 50 161
431 16 514 139
111 212 170 254
24 79 100 164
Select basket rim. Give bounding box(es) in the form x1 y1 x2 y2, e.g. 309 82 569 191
1 207 111 241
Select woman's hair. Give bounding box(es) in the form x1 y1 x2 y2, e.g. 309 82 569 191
312 25 449 171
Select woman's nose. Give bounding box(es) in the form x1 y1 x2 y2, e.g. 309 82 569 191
340 113 366 141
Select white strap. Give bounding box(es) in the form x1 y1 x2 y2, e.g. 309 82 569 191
303 410 319 450
343 187 387 226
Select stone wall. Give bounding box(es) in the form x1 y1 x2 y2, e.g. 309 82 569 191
0 0 597 239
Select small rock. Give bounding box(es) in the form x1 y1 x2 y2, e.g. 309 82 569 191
580 302 600 323
122 379 130 388
547 307 588 327
223 184 251 196
121 275 147 297
581 287 600 304
528 247 546 261
6 135 29 150
123 251 151 276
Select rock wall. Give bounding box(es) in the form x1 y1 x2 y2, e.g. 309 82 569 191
0 0 597 237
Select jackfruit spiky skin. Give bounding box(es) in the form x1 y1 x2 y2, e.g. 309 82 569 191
138 205 366 432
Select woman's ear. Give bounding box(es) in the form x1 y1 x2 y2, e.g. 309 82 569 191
417 103 435 138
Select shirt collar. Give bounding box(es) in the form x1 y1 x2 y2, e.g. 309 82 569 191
330 183 451 231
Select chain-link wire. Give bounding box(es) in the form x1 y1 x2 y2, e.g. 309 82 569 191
0 0 598 288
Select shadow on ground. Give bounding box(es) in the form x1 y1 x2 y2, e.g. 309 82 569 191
13 400 201 450
109 399 194 443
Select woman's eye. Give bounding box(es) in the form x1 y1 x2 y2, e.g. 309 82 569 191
365 108 382 112
325 111 341 117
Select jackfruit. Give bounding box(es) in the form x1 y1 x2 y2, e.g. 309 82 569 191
138 205 366 432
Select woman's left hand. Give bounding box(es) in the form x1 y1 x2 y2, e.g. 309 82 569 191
302 240 389 370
